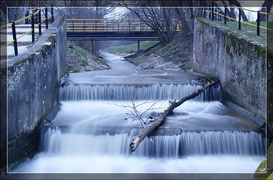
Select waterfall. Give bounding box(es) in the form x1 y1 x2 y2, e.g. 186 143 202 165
59 83 222 101
41 128 265 157
13 52 265 173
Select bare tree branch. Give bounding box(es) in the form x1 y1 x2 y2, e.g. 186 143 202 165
130 81 219 152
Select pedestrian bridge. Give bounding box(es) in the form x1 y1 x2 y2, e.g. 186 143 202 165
66 19 182 41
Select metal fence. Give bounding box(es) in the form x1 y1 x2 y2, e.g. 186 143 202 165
204 0 273 36
1 5 54 56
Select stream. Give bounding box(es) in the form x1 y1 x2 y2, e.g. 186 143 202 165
13 51 266 173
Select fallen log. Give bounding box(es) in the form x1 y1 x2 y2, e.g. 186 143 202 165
130 81 219 152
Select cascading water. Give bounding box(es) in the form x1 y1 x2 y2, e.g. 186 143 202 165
42 128 264 157
59 83 222 101
13 52 266 173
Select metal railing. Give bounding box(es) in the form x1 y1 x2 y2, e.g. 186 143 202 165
1 5 54 56
66 19 182 32
204 0 273 36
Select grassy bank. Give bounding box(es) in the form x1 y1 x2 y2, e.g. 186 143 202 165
125 32 194 71
67 41 109 72
213 20 267 43
105 41 159 54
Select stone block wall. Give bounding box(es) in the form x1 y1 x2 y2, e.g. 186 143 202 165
0 17 67 169
193 17 266 120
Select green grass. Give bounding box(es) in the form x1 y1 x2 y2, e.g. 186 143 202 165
216 21 267 42
105 41 159 54
68 67 79 72
67 41 109 68
68 41 95 58
81 59 89 66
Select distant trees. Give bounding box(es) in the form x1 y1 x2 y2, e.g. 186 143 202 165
122 1 205 45
260 0 273 21
121 0 272 46
56 1 113 19
8 8 27 23
123 1 177 45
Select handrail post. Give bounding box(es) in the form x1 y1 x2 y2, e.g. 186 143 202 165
25 11 29 24
140 19 141 31
257 11 260 36
224 5 227 24
51 5 54 23
39 9 42 35
137 40 140 53
35 8 38 23
11 22 18 56
129 20 131 31
31 15 35 43
72 20 74 32
45 7 48 29
84 20 85 32
211 0 214 21
238 8 241 30
91 40 94 54
118 20 119 32
107 20 108 31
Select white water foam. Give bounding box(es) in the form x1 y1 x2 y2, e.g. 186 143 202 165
14 153 264 173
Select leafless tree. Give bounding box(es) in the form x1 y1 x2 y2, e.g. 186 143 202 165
122 1 179 45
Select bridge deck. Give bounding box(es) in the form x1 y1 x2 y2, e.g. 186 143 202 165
67 31 159 41
66 19 181 41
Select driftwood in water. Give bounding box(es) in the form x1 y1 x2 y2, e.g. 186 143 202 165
130 81 219 152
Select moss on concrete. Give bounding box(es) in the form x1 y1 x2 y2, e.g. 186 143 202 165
253 141 273 180
14 53 36 66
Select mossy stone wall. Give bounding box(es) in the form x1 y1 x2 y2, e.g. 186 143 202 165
0 17 68 170
193 17 266 120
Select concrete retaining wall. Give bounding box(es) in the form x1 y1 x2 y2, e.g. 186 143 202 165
0 17 67 168
193 17 266 120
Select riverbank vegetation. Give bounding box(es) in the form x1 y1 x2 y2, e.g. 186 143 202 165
67 41 109 72
105 41 159 54
105 32 193 71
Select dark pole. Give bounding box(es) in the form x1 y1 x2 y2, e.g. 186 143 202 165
84 20 85 32
31 15 35 43
51 5 54 23
129 20 131 31
137 40 140 54
45 7 48 29
238 8 241 30
39 9 42 35
211 0 214 21
35 8 38 23
91 40 94 54
25 11 29 24
11 22 18 56
72 20 74 32
224 5 227 24
257 11 260 36
118 20 119 32
107 20 108 31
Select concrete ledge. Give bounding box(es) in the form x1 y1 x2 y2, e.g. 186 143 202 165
0 17 68 169
6 18 64 68
222 100 265 127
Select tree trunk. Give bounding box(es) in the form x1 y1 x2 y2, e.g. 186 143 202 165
228 0 248 21
260 0 273 21
130 81 219 152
